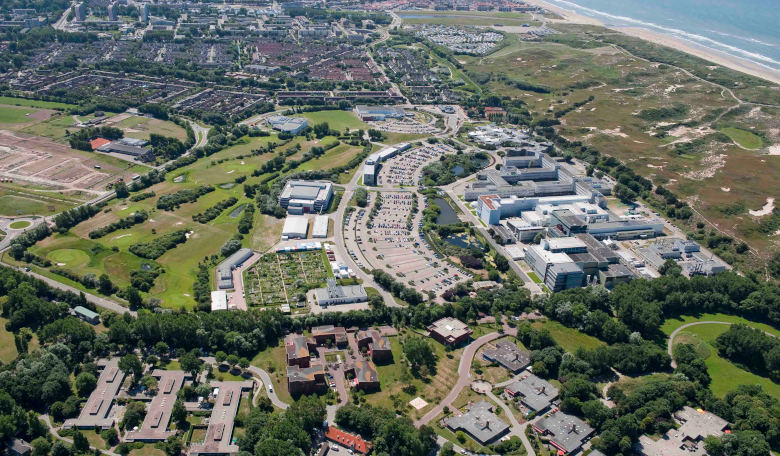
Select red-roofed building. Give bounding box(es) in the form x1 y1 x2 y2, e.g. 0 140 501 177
90 138 111 149
324 427 373 454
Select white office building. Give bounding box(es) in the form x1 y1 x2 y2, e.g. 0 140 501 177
279 180 333 214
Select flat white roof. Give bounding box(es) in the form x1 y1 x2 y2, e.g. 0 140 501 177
313 215 329 237
546 237 586 249
283 216 309 237
529 245 572 264
211 290 227 311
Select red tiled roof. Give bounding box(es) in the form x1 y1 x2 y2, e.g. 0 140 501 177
90 138 111 149
324 427 373 454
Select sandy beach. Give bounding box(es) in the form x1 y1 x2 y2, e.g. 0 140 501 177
522 0 780 86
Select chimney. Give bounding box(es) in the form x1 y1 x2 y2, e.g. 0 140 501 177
572 424 577 433
541 386 545 394
485 420 490 430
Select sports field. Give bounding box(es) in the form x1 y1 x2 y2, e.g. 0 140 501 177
0 106 39 124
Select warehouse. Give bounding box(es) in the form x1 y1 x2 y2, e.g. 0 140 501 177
279 180 333 214
314 278 368 306
216 248 255 290
96 142 155 162
282 216 309 239
312 215 329 238
355 105 406 121
266 115 308 134
211 290 228 311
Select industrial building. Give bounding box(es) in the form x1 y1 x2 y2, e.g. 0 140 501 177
96 142 155 162
282 216 309 239
363 143 411 186
216 248 255 290
314 278 368 306
210 290 228 311
355 105 406 121
427 317 473 346
312 215 329 238
279 180 333 214
266 115 308 134
638 239 727 277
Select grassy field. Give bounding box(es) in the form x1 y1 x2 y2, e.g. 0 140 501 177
719 127 763 149
671 324 780 397
298 143 364 171
660 313 780 338
80 430 108 450
530 320 605 353
0 105 39 123
118 116 189 141
0 96 76 110
0 192 77 216
20 113 108 140
0 317 40 363
292 110 369 132
128 445 165 456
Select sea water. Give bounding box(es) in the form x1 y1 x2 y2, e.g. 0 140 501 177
544 0 780 73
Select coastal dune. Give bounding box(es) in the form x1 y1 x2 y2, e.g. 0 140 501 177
523 0 780 86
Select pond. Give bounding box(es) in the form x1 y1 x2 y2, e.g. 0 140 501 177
443 232 482 250
434 198 459 224
452 165 465 176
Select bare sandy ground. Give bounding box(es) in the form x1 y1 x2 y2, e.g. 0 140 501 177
522 0 780 85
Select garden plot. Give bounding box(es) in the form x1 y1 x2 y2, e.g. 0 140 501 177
244 251 330 307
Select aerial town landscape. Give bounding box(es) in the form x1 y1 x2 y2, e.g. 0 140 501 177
0 0 780 456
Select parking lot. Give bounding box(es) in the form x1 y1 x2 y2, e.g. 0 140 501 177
377 144 456 188
345 190 469 299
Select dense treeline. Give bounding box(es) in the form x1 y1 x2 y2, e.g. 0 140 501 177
237 203 255 234
157 185 215 211
192 197 237 224
129 191 156 202
129 230 188 259
714 324 780 380
237 396 326 456
371 269 424 305
89 211 148 238
335 404 437 456
149 133 187 160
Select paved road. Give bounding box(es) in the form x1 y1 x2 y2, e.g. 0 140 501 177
414 331 505 426
246 365 290 410
0 216 45 251
667 321 776 368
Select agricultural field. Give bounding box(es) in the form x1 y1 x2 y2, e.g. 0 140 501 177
243 250 331 307
458 22 780 253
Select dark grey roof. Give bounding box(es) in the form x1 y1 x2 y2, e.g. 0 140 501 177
446 401 509 445
535 412 594 453
506 374 558 411
482 339 530 373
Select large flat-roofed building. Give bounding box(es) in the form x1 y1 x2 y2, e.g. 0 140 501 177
362 144 410 186
481 339 530 373
506 374 559 412
287 364 327 395
216 248 254 290
445 401 510 446
245 64 280 75
345 360 379 390
63 358 125 430
189 380 254 456
314 278 368 306
282 216 309 239
427 317 472 346
125 370 191 442
635 407 729 456
279 180 333 214
533 411 595 454
356 329 392 361
312 215 329 238
266 115 308 134
97 142 154 162
311 325 347 346
355 105 406 121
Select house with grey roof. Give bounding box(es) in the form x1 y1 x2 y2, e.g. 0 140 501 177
445 401 510 445
505 374 558 412
533 411 594 454
481 339 530 373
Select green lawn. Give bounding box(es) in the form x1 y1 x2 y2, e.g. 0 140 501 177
0 317 40 363
383 132 431 145
128 445 166 456
527 272 542 284
531 320 605 353
0 96 76 110
719 127 763 149
293 110 369 132
9 220 31 229
660 313 780 338
672 324 780 397
0 193 77 216
0 106 38 123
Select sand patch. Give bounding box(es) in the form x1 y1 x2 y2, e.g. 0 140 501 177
227 170 235 174
766 145 780 156
185 230 193 239
113 234 132 239
721 187 730 192
601 126 629 138
749 197 775 217
149 219 156 222
57 262 66 266
409 397 429 410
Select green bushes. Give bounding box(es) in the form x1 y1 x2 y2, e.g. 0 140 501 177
192 197 238 224
238 204 256 234
129 230 188 259
157 185 215 211
89 211 148 238
129 191 155 202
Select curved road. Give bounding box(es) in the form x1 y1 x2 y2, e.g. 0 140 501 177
667 320 777 368
246 365 290 410
40 414 120 456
